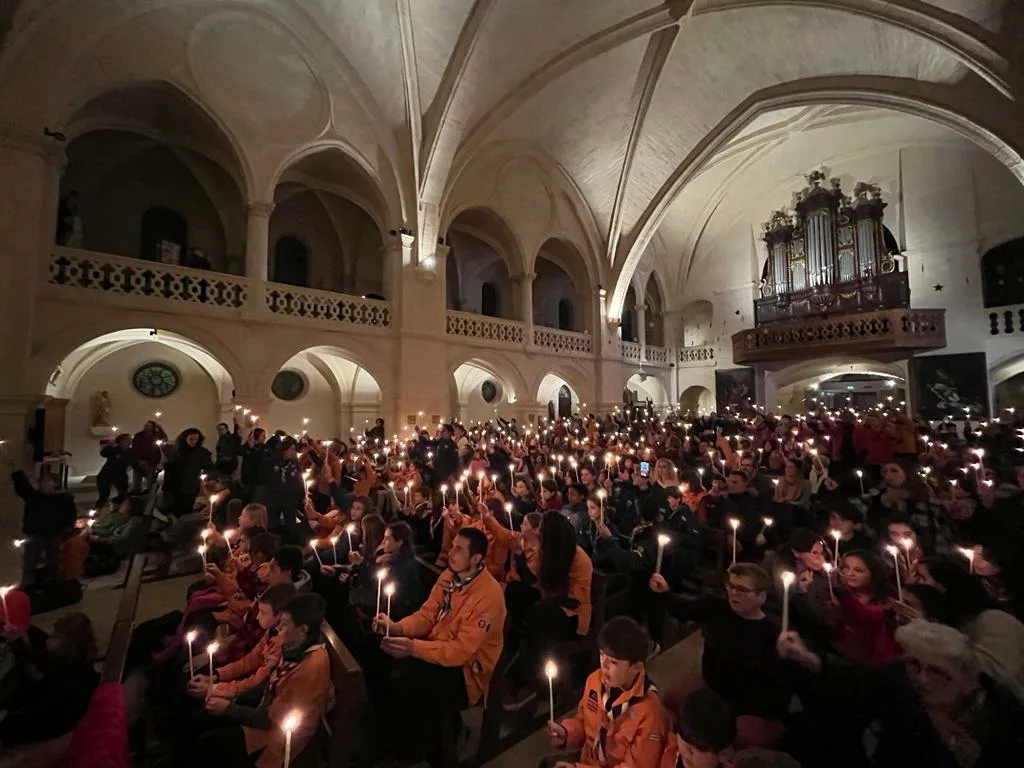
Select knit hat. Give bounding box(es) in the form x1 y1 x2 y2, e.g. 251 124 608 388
1 588 32 635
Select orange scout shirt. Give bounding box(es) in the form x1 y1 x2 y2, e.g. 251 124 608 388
398 567 507 706
212 631 282 699
561 668 669 768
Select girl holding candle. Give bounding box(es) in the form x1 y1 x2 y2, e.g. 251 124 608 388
832 550 900 665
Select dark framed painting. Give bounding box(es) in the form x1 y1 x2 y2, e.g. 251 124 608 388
913 353 990 420
715 367 755 413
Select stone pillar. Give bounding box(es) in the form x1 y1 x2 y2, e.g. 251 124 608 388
754 366 778 415
245 201 274 315
635 304 647 357
514 272 536 350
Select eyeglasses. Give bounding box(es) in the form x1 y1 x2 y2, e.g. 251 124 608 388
725 581 756 595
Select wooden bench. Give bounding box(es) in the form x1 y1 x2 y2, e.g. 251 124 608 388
319 621 369 767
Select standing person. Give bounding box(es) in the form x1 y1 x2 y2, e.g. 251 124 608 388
132 419 167 492
240 427 268 502
433 424 459 486
215 421 243 476
265 436 306 544
8 462 77 587
96 433 134 509
365 418 386 444
160 428 214 522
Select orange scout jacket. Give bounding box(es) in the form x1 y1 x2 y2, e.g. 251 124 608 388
243 643 330 768
397 566 507 706
212 631 282 699
439 515 510 582
561 668 669 768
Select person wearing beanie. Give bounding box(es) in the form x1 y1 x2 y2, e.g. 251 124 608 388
544 616 669 767
660 687 737 768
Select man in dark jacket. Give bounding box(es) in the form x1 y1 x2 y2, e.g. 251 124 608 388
215 421 243 475
96 433 133 508
240 428 268 502
9 467 77 586
432 424 459 487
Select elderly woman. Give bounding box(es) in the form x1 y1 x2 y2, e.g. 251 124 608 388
778 620 1024 767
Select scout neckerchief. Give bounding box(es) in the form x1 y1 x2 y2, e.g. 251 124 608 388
258 634 323 708
437 563 484 622
594 671 657 765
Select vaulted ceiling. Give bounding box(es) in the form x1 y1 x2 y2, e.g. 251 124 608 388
2 0 1023 313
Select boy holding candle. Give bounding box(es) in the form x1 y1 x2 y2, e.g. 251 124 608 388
544 616 669 768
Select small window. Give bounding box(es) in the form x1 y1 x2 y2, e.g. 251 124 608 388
272 370 306 401
481 380 498 403
481 282 499 317
557 299 573 331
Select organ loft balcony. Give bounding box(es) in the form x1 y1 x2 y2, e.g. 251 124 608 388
731 173 946 366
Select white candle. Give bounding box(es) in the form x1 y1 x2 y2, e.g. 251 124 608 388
504 502 515 531
887 545 903 602
781 571 795 633
283 712 300 768
329 536 339 565
597 488 606 526
958 546 975 574
655 534 670 574
901 537 914 570
454 481 462 507
440 484 448 506
384 582 395 637
544 660 558 724
823 563 835 601
197 544 207 568
509 465 514 488
830 529 841 563
308 539 324 567
346 523 355 553
223 529 236 552
185 629 197 678
206 641 219 677
375 568 388 616
0 585 11 625
728 518 740 566
855 469 865 495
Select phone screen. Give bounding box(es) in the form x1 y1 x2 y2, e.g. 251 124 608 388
639 461 651 478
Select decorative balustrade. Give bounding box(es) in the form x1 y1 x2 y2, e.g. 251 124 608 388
621 340 642 362
678 345 715 367
533 327 592 355
446 310 525 345
645 345 668 364
986 304 1024 337
48 247 248 309
266 283 391 327
733 307 945 365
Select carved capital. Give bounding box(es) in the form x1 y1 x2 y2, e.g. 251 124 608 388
246 200 275 218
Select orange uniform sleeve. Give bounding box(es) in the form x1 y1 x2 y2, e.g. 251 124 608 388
410 587 499 668
398 578 444 639
255 649 331 768
482 513 515 547
621 698 670 768
567 549 593 635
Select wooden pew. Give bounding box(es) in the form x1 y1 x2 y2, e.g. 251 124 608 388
320 621 369 767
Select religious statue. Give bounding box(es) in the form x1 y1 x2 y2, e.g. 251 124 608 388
91 390 112 427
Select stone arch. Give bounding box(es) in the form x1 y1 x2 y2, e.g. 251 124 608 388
534 364 592 413
680 385 714 415
610 80 1024 319
446 207 523 319
533 237 595 333
450 358 523 424
625 372 669 405
643 273 666 347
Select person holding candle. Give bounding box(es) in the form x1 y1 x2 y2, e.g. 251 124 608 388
772 459 810 508
8 460 78 588
263 436 307 546
651 564 790 749
196 593 330 768
826 502 875 558
368 527 506 765
95 432 135 510
832 550 900 665
161 428 215 522
763 529 833 648
543 616 669 768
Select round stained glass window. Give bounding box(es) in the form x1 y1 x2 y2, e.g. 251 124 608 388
272 370 306 401
481 380 498 404
132 362 180 398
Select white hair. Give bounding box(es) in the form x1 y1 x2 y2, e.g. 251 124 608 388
895 619 977 678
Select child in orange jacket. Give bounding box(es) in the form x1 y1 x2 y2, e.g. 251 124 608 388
545 617 670 768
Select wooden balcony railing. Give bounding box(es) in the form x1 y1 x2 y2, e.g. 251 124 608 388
755 271 910 326
733 307 946 365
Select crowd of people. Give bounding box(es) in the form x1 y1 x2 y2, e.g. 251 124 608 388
3 400 1024 767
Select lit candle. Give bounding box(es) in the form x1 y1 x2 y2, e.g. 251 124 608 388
346 522 355 553
900 537 914 570
823 562 835 601
504 502 515 531
958 546 976 574
760 516 774 535
830 529 841 563
781 571 795 633
855 469 865 495
308 539 324 568
728 518 740 566
886 545 903 602
0 585 11 624
384 582 395 637
329 536 339 565
283 712 300 768
454 481 462 507
206 641 219 678
544 660 558 724
375 568 388 616
440 484 448 506
197 544 207 568
223 529 236 551
185 629 197 678
509 465 515 488
597 488 607 526
655 534 670 574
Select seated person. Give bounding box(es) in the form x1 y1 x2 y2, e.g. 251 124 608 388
0 589 49 718
197 593 330 768
436 499 510 581
829 502 874 557
214 542 300 634
544 616 669 768
652 564 789 747
0 612 99 751
660 687 737 768
188 583 296 701
369 527 506 765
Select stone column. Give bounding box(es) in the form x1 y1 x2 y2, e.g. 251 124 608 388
245 201 274 315
754 366 778 415
514 272 536 350
635 304 647 361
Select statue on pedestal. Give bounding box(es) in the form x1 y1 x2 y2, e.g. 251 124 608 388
90 390 112 427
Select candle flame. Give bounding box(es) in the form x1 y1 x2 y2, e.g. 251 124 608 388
283 712 300 733
781 571 795 587
384 582 396 597
185 630 197 643
544 660 558 680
